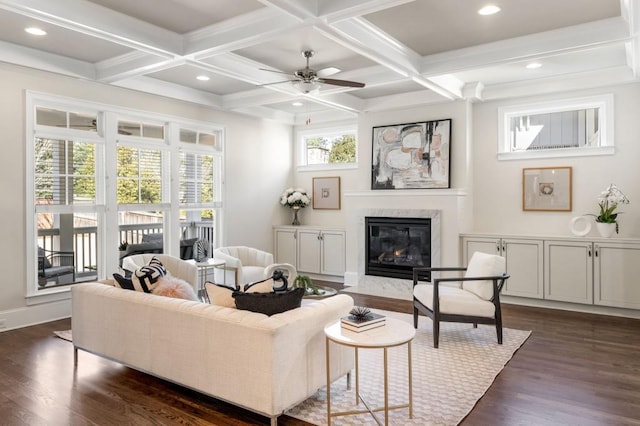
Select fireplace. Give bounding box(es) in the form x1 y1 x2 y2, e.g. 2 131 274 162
365 217 431 280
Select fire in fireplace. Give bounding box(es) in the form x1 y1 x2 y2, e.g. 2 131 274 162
365 217 431 280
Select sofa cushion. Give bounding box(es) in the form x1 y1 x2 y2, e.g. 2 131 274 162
205 279 274 308
113 256 166 293
233 287 305 316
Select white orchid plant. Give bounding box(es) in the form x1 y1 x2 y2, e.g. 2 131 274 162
280 187 311 208
594 184 630 233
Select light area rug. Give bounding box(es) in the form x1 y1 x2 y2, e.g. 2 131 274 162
286 310 531 426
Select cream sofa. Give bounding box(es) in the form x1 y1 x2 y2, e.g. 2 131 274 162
72 282 354 425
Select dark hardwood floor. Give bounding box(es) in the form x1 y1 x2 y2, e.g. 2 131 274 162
1 282 639 425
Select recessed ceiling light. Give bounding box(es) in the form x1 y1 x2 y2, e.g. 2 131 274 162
478 5 501 15
526 62 542 69
196 75 210 81
292 102 303 107
25 27 47 36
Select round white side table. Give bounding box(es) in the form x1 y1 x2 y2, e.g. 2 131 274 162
324 316 415 425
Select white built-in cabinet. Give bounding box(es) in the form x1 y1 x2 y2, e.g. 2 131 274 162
462 234 640 312
462 236 544 299
545 239 640 309
274 226 346 277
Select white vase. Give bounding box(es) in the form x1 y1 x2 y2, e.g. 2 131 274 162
596 222 616 238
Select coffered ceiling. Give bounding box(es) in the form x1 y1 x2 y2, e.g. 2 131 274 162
0 0 637 124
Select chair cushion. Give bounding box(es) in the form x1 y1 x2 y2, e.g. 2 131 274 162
414 284 495 317
462 252 506 300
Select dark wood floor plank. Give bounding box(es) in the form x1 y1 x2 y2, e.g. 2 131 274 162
1 282 640 425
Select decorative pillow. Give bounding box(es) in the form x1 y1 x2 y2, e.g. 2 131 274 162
113 256 166 293
232 287 305 316
462 252 506 300
205 279 274 308
153 275 198 301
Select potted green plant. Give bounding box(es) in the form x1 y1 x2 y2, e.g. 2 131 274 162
293 275 323 296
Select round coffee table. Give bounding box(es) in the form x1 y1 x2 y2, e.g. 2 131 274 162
324 316 415 425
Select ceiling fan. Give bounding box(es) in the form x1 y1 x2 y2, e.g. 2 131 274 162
260 50 365 93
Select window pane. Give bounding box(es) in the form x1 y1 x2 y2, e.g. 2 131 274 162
117 146 162 204
305 133 356 165
180 129 197 144
199 133 216 146
36 107 66 127
119 121 141 136
143 124 164 139
118 211 164 257
180 152 214 204
34 138 96 205
36 212 99 289
69 112 97 132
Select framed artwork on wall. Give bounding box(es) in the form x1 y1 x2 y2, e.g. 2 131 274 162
313 176 341 209
371 119 451 189
522 166 572 211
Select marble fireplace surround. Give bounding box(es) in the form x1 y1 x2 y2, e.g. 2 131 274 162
346 208 441 300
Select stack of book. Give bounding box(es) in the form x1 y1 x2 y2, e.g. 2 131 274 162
340 312 386 332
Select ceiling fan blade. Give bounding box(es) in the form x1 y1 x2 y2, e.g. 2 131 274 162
258 79 298 87
259 68 292 76
317 78 365 88
317 67 341 78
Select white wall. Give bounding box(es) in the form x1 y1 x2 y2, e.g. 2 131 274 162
0 62 291 329
472 84 640 238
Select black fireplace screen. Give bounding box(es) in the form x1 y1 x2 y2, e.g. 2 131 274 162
365 217 431 280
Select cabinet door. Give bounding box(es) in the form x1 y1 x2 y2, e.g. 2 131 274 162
594 242 640 309
297 229 321 273
274 228 297 266
544 240 593 304
320 231 345 276
502 239 543 298
463 237 500 264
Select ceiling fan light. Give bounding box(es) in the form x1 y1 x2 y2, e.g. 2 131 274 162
25 27 47 36
478 5 501 15
293 80 320 94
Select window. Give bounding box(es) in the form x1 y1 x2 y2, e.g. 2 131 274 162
27 93 224 297
498 94 614 160
297 125 357 170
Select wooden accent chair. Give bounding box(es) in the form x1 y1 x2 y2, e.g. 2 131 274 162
412 251 509 348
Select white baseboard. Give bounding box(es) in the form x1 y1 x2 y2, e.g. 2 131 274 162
0 299 71 332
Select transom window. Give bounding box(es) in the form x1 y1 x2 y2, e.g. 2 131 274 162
498 94 614 160
297 125 357 170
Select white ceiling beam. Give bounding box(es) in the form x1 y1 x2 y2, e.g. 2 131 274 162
319 0 416 23
0 39 95 79
184 8 304 58
305 91 367 113
421 18 631 76
622 0 640 77
96 52 180 83
363 89 444 112
482 66 635 101
222 89 298 110
0 0 183 56
317 17 460 100
256 0 319 21
231 105 296 124
111 75 225 109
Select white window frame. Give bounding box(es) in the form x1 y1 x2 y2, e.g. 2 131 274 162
497 94 614 160
26 92 225 301
296 123 358 172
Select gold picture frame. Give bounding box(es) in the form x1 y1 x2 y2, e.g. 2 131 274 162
522 166 572 211
313 177 341 210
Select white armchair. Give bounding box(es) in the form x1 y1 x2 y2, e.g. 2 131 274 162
121 254 198 292
212 246 274 285
412 251 509 348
